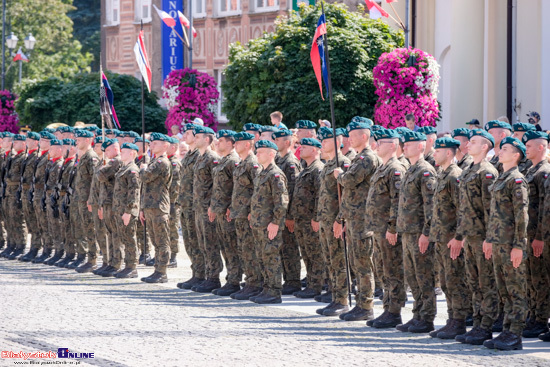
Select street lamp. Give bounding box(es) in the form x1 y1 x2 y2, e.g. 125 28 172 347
4 32 36 85
24 33 36 52
6 32 18 50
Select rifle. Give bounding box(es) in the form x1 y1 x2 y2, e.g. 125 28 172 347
15 148 29 209
50 151 69 219
0 143 14 202
41 163 51 212
27 153 42 208
62 154 78 219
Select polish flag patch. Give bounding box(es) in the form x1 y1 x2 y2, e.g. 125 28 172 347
343 164 350 168
290 165 296 169
360 156 364 160
486 173 494 179
515 178 523 184
274 174 280 178
423 172 431 177
253 164 259 168
235 162 239 166
213 160 219 164
394 171 401 176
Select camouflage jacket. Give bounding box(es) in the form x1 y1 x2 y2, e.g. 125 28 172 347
337 147 380 220
193 149 219 212
541 174 550 242
73 148 100 202
398 155 410 170
486 166 528 250
98 155 122 207
525 159 550 241
168 154 182 205
275 151 302 219
135 153 150 166
455 159 498 241
87 163 102 206
489 154 503 173
396 157 436 236
59 156 77 196
289 158 324 222
518 157 532 175
429 163 462 243
21 148 39 190
178 148 199 210
250 162 288 229
365 156 406 234
211 150 239 215
5 150 27 188
230 153 261 220
424 150 436 167
345 149 357 161
113 161 141 216
317 152 351 224
456 153 473 170
32 151 50 198
45 157 63 194
140 154 171 213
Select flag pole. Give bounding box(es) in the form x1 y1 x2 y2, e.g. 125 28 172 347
320 1 353 308
140 20 147 261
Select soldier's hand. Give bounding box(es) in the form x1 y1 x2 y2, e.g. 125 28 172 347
98 207 104 220
207 207 216 222
267 223 279 240
140 163 148 170
386 231 397 246
532 239 544 258
139 211 145 224
311 220 319 232
333 168 343 179
333 221 343 239
122 213 131 226
285 219 295 233
482 241 492 260
448 238 464 260
226 208 231 222
87 203 92 212
418 234 429 254
510 248 523 268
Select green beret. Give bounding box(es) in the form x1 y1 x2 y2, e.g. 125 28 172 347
485 120 512 131
500 136 526 158
417 126 437 135
243 123 262 132
62 138 76 146
272 129 293 139
3 132 14 138
469 129 495 147
434 137 460 149
121 142 139 151
400 131 427 143
512 122 535 132
394 127 412 135
234 132 255 141
101 138 118 151
182 123 197 132
83 126 98 132
50 139 62 146
134 137 150 144
336 128 348 138
522 130 550 144
373 128 400 141
300 138 322 148
254 139 278 151
104 129 114 135
127 131 140 138
150 132 171 142
94 136 106 144
58 126 74 133
170 137 180 144
27 132 40 141
40 131 56 140
350 116 373 127
295 120 317 129
43 128 55 134
317 126 343 141
451 128 470 138
13 134 26 141
346 121 371 133
259 125 278 134
217 130 236 140
115 130 127 137
193 126 215 135
466 118 480 126
74 129 94 138
370 125 383 132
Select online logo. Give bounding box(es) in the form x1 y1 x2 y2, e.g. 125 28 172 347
57 348 95 359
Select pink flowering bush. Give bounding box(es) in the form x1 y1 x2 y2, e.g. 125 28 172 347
373 48 441 129
0 90 19 133
162 68 220 132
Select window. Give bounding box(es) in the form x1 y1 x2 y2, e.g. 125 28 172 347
193 0 206 18
254 0 279 12
135 0 152 22
217 0 241 16
214 70 227 121
105 0 120 25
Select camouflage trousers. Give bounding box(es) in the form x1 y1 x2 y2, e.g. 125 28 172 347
294 219 324 293
372 239 383 291
114 213 138 269
136 217 152 255
22 188 41 250
435 240 470 320
0 207 5 247
34 190 51 250
319 221 349 305
92 205 108 266
60 195 75 254
525 236 550 323
195 209 222 279
215 213 242 285
234 218 262 287
76 200 97 258
493 243 528 335
252 227 283 296
144 208 170 274
373 231 406 314
103 205 119 268
180 208 205 279
45 192 62 251
281 227 301 289
347 218 374 310
402 233 436 322
5 186 28 249
464 236 499 329
169 204 180 255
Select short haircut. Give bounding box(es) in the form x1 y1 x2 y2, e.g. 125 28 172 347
219 136 235 144
205 134 214 144
405 114 415 121
270 111 283 121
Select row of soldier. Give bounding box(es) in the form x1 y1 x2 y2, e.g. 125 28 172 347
0 117 547 352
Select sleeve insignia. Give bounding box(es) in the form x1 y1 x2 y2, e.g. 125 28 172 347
423 171 431 177
515 178 523 184
394 171 401 176
486 173 494 179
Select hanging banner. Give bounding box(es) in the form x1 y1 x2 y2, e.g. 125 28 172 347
162 0 184 82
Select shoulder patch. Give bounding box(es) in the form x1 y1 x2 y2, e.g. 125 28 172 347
394 171 401 176
290 165 296 169
274 174 280 178
172 162 177 166
515 178 523 184
235 162 239 166
423 171 431 177
360 156 364 160
131 170 137 174
213 160 219 164
253 164 259 168
545 174 549 179
456 178 460 183
343 163 350 168
157 159 162 163
486 173 494 179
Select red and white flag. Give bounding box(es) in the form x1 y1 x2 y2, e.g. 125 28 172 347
13 47 29 62
153 4 176 28
134 30 152 92
177 10 197 38
365 0 389 19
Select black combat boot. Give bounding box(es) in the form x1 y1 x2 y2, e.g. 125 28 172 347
167 253 177 268
67 254 86 269
19 247 39 262
32 248 52 264
438 319 467 339
293 288 320 299
142 271 168 283
214 283 240 297
467 327 493 345
373 312 402 329
192 278 221 293
177 277 205 290
7 247 25 260
45 249 64 265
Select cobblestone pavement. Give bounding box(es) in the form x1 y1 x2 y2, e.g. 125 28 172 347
1 247 550 367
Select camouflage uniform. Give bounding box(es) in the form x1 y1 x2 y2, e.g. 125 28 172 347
250 162 288 296
457 153 473 170
4 149 28 250
22 148 41 250
275 151 303 289
0 149 6 248
455 159 499 330
518 157 532 175
33 151 52 251
486 166 529 336
345 149 357 161
168 154 182 255
337 147 380 310
135 154 152 256
88 159 108 264
178 149 204 279
424 150 436 167
289 158 325 293
318 152 351 305
490 154 503 173
366 156 407 314
193 149 223 280
141 154 172 274
45 158 64 252
113 161 141 269
398 155 410 170
211 150 242 286
430 163 470 320
59 156 77 255
396 157 437 322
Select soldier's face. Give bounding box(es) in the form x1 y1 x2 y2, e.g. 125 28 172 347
39 140 51 151
274 137 290 152
525 139 547 160
256 148 273 165
348 129 367 149
498 144 520 165
467 136 485 156
321 139 334 155
105 144 120 159
13 141 25 151
185 130 195 145
120 148 136 162
93 144 103 155
433 148 451 166
235 140 251 155
403 141 423 159
76 137 91 150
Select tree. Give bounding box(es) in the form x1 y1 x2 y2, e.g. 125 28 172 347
222 3 403 130
16 72 167 133
69 0 101 71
